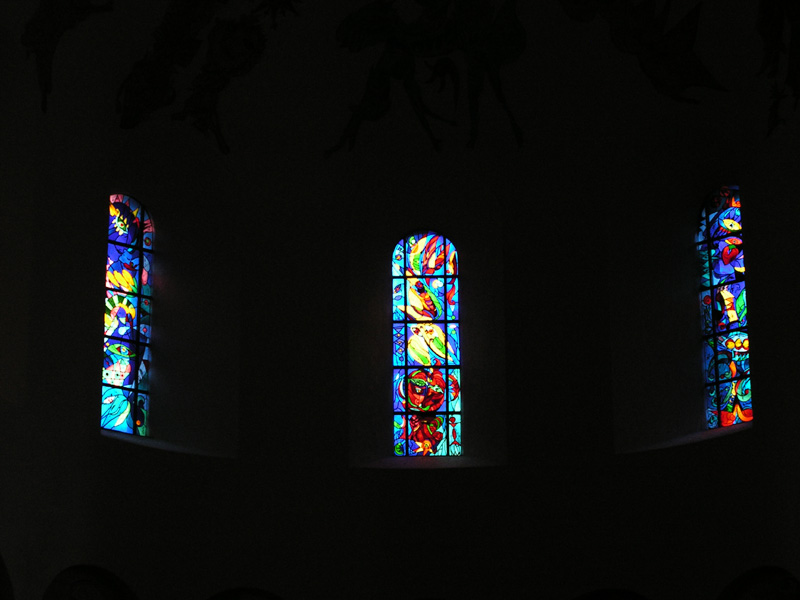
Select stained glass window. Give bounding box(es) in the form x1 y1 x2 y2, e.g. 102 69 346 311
392 231 461 456
697 186 751 429
102 194 153 436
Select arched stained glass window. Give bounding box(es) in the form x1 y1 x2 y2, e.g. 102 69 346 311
697 186 751 429
102 194 153 436
392 231 461 456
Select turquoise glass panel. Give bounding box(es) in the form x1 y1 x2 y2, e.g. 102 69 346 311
393 415 406 456
447 324 460 364
447 368 461 412
446 277 459 320
392 278 405 321
393 369 405 411
101 386 135 433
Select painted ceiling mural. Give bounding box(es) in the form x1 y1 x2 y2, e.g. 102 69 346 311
557 0 723 102
326 0 527 154
22 0 300 154
557 0 800 130
20 0 800 152
21 0 114 113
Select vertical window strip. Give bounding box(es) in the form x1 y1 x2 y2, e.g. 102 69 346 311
697 186 751 428
392 231 462 456
102 194 153 436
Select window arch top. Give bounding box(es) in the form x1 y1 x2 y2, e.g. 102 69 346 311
102 194 154 436
392 231 461 456
697 186 751 429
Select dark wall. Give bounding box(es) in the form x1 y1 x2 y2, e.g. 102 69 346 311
1 1 799 598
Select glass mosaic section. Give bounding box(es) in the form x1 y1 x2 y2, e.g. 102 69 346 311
103 194 153 436
697 186 751 428
392 232 461 456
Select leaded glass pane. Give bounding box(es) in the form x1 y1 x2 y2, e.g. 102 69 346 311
101 386 135 433
447 415 462 456
714 282 747 332
447 368 461 412
392 278 405 321
407 232 445 276
406 367 446 412
106 244 140 293
393 369 405 411
393 324 406 367
103 338 136 388
446 277 459 320
447 324 460 364
393 415 406 456
408 414 445 456
405 277 445 321
104 292 138 340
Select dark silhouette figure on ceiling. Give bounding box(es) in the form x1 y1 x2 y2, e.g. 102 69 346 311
21 0 113 112
757 1 800 133
116 0 299 154
326 0 526 155
558 0 724 103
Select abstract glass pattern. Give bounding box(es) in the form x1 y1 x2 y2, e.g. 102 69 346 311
102 194 153 436
392 232 461 456
697 186 751 428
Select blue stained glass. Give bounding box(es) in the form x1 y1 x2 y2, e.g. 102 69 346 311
406 277 445 321
103 337 136 388
406 367 446 412
445 240 458 276
708 206 742 242
392 278 405 321
447 414 462 456
105 292 138 340
393 415 406 456
698 247 711 289
407 232 445 276
716 331 750 379
699 186 751 429
393 324 406 366
703 332 716 385
138 298 152 344
705 385 718 429
109 195 141 245
714 282 747 332
135 393 149 435
136 345 152 392
103 194 153 437
392 231 460 456
393 369 406 411
407 323 449 367
392 240 405 277
447 324 460 364
107 244 140 293
699 292 713 336
101 386 135 433
446 277 459 320
447 368 461 412
141 252 154 296
711 237 744 286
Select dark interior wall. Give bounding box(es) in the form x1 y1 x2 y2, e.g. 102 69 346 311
1 0 799 598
